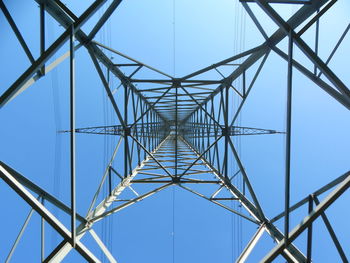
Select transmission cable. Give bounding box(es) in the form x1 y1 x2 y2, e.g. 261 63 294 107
49 15 62 250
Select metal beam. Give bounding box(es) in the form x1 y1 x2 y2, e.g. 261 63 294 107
272 46 350 110
236 224 266 263
88 49 126 127
254 0 350 99
87 0 122 41
69 24 76 248
271 171 350 223
89 229 118 263
44 135 170 262
0 161 86 222
313 196 348 262
0 164 101 263
183 0 332 122
0 0 108 107
0 1 35 63
284 29 293 244
181 137 307 262
261 172 350 262
5 199 37 263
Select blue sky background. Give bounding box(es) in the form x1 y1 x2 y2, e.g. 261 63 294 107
0 0 350 262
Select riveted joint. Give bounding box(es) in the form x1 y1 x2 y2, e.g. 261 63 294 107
124 127 131 136
221 126 229 136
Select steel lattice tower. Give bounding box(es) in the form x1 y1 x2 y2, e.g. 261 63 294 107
1 0 350 262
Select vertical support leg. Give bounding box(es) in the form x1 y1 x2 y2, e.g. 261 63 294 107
224 84 229 179
306 195 313 262
175 81 178 178
108 166 112 196
69 24 76 248
285 30 293 245
242 70 246 97
314 9 320 75
124 84 128 178
40 3 45 75
41 197 45 262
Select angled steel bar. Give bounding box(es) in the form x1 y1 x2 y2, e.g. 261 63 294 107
236 224 266 263
52 0 79 20
182 44 265 80
230 51 270 125
129 87 172 129
0 0 108 108
272 46 350 109
129 134 173 178
135 96 142 165
87 0 122 41
180 86 222 128
317 23 350 78
241 2 268 40
297 0 337 37
261 172 350 262
271 171 350 223
128 65 143 78
227 137 266 220
5 196 40 263
45 135 170 262
230 84 244 99
0 1 35 63
0 161 86 222
241 0 311 3
87 136 123 216
183 0 331 123
0 164 101 263
254 0 350 99
179 135 223 178
89 229 117 263
89 49 126 127
43 241 68 263
179 184 258 224
130 90 138 165
312 196 348 262
182 137 306 262
93 41 173 79
35 0 167 123
90 183 173 223
0 43 82 103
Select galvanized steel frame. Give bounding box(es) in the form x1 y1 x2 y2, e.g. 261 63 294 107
0 0 349 262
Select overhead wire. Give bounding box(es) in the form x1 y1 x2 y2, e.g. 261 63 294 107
49 14 62 250
98 2 114 261
231 0 246 258
105 1 114 255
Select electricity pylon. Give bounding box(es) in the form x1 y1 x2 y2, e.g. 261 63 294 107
1 0 350 262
